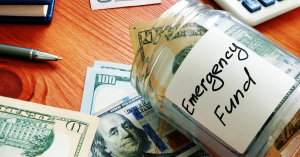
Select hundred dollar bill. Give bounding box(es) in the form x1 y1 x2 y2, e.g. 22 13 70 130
84 61 207 156
80 66 136 115
129 15 300 156
90 0 160 10
89 93 209 157
0 96 99 157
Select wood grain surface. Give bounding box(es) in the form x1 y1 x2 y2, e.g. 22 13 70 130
0 0 299 114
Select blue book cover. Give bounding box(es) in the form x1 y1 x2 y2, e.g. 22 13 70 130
0 0 52 5
0 0 55 24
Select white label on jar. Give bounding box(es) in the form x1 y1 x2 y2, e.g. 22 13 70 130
165 27 295 153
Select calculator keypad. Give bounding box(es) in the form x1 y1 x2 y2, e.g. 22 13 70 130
215 0 300 26
242 0 282 13
242 0 262 13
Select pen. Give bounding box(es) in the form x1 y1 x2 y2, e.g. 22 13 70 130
0 44 62 61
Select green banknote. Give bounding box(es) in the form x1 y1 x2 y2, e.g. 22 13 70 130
0 96 99 157
89 93 209 157
80 62 136 114
82 61 208 156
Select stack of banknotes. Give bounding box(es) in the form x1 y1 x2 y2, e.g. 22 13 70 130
80 61 210 157
0 60 210 157
79 60 300 157
2 60 300 157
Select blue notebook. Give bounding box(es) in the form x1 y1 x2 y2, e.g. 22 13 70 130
0 0 55 24
0 0 52 5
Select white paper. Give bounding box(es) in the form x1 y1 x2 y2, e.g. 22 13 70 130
0 5 48 17
90 0 161 10
165 27 295 153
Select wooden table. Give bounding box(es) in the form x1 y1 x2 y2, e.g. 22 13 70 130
0 0 299 155
0 0 299 110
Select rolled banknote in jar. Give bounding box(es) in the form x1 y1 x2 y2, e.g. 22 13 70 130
130 0 300 156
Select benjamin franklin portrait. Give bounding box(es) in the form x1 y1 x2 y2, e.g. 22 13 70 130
91 113 173 157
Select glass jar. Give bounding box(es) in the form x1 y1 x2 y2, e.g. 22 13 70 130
130 0 300 156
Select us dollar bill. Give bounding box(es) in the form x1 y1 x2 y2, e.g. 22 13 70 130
0 96 99 157
89 93 209 157
80 64 136 115
82 61 208 156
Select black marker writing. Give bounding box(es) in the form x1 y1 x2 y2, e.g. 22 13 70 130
182 43 249 116
214 67 256 126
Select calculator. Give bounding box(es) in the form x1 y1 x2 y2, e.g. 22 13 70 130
214 0 300 26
